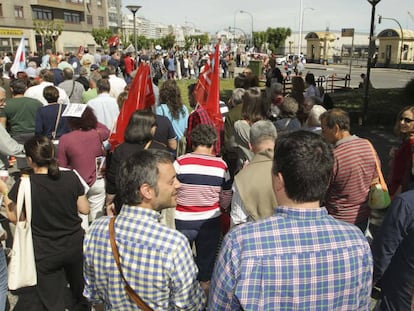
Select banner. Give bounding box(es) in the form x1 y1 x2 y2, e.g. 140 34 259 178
194 41 223 129
10 37 26 77
109 64 155 149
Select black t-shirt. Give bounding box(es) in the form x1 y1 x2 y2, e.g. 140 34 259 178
9 170 85 259
153 115 176 146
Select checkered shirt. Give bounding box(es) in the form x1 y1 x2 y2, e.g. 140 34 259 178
83 205 206 310
186 104 221 155
208 206 373 311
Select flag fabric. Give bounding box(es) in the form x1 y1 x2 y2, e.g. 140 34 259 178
109 63 155 149
194 41 223 129
10 37 26 77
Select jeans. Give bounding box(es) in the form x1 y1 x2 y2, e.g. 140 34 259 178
175 217 221 281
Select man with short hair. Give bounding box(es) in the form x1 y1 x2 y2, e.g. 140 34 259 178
58 67 85 103
24 69 70 106
230 120 278 226
86 78 119 131
49 54 64 85
209 130 373 310
107 64 126 99
82 71 101 104
80 48 95 74
83 149 206 310
320 108 378 231
0 81 43 143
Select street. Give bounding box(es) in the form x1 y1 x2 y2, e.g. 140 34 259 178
286 63 414 89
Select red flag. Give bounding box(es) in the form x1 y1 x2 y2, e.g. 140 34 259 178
194 41 223 129
108 36 120 47
109 63 155 149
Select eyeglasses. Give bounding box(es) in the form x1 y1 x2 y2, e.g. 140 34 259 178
400 117 414 123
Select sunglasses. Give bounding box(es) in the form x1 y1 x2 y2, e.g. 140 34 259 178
400 117 414 123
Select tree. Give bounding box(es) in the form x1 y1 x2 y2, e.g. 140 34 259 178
266 27 291 54
91 28 113 48
253 31 268 53
184 34 210 50
157 34 176 50
33 19 64 53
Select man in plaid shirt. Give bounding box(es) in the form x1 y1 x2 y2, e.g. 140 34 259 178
209 131 373 310
84 150 206 310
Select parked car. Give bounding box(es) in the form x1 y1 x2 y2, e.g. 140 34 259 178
276 55 287 65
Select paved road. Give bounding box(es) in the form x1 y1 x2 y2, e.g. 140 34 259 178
284 63 414 89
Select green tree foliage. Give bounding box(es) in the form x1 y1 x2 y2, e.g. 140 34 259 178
253 31 268 52
265 27 291 54
91 28 113 48
33 19 63 53
157 34 176 50
184 34 210 50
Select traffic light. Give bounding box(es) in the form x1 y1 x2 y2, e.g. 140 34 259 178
378 15 382 24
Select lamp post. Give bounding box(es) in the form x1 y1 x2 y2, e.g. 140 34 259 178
363 0 381 124
378 15 403 70
126 5 141 54
300 7 314 56
240 10 254 50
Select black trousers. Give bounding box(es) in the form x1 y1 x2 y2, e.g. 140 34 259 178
13 238 90 311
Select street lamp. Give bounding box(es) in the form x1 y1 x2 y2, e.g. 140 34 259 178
240 10 254 50
126 5 141 54
300 7 314 56
378 15 404 70
363 0 381 124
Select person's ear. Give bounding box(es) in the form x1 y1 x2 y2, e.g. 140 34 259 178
140 183 154 201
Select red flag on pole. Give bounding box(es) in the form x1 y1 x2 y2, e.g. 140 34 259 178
194 41 223 129
109 63 155 149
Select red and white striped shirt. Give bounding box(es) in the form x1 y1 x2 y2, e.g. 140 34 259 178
325 136 378 224
174 153 232 221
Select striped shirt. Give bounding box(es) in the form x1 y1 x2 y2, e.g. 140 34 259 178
208 206 373 311
325 136 378 224
83 206 206 310
174 153 232 221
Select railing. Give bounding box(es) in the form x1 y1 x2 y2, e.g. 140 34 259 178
281 74 351 95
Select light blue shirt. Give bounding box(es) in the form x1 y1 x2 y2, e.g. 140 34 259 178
156 104 189 140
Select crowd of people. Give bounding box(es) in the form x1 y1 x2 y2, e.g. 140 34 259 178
0 45 411 311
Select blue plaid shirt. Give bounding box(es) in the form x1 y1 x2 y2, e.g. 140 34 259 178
83 205 206 310
208 206 373 311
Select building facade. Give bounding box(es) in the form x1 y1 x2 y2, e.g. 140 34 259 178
0 0 110 54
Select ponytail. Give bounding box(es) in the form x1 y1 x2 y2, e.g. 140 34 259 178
47 158 60 180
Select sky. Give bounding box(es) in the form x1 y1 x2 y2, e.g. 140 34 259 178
123 0 414 35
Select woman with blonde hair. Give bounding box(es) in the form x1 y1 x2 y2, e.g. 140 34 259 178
389 105 414 196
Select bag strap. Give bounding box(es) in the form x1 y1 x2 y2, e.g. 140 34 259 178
16 176 32 222
69 79 76 99
51 103 63 141
367 140 388 191
109 217 153 311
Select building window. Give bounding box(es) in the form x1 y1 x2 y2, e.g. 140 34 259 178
33 8 52 20
64 12 80 24
98 16 104 27
0 4 3 17
86 15 92 25
14 6 24 18
97 0 102 6
69 0 83 3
